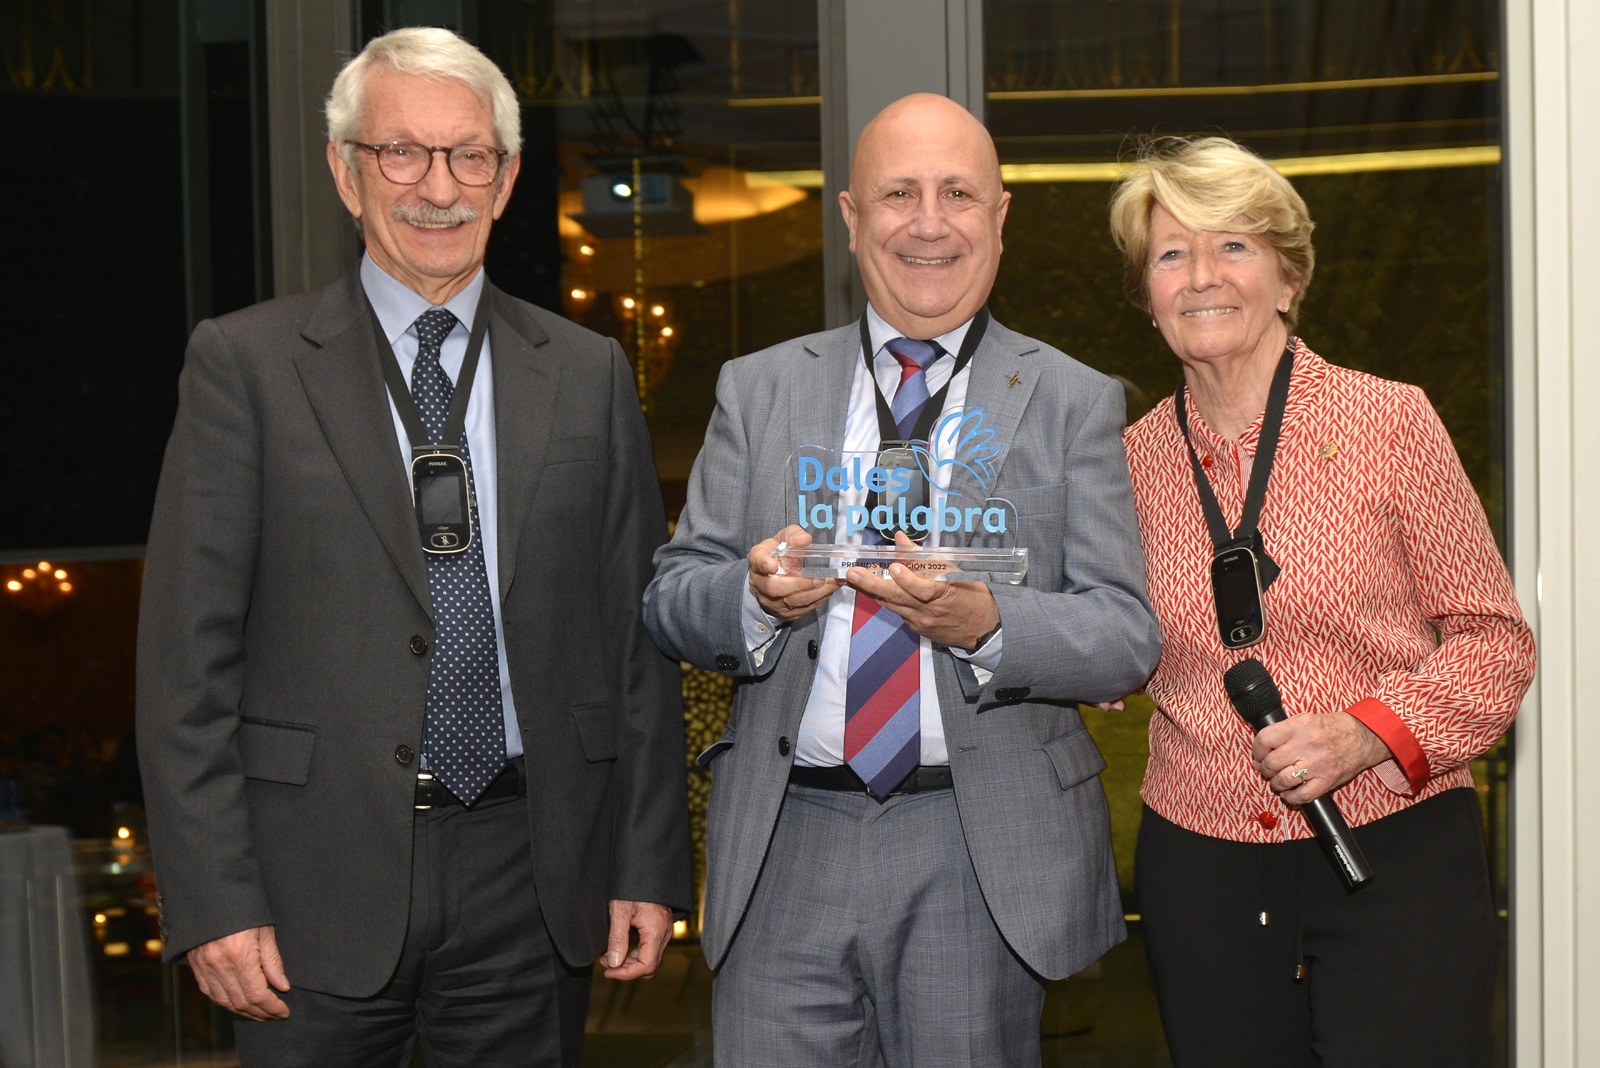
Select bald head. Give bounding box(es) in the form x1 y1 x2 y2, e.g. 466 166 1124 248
850 94 1003 192
840 94 1010 339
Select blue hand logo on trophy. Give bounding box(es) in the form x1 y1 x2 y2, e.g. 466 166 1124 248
910 408 1002 497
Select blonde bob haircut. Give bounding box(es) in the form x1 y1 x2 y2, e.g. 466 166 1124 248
1108 136 1315 328
326 26 522 164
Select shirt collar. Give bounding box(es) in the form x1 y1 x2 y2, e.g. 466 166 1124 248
863 303 972 362
359 253 487 345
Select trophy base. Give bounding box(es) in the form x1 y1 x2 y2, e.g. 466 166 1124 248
776 545 1028 584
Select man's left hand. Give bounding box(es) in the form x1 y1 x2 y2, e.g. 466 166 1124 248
845 533 1000 651
600 900 673 981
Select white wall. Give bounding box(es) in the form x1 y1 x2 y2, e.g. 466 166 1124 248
1510 0 1600 1062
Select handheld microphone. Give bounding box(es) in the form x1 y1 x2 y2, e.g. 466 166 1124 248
1224 658 1374 893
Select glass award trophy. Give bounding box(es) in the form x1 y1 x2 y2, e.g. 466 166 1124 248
778 424 1030 584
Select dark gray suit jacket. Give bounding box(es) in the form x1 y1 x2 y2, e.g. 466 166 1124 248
644 316 1161 980
137 271 690 997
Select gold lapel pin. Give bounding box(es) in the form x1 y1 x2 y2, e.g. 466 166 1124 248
1007 372 1020 388
1318 441 1340 460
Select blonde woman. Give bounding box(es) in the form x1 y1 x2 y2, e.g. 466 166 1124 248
1110 136 1534 1065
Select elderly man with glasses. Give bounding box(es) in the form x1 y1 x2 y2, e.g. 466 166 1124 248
136 26 689 1066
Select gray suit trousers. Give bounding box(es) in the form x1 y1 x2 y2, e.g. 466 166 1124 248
713 783 1046 1068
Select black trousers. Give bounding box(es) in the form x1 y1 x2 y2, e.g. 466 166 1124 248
233 783 591 1068
1137 787 1496 1068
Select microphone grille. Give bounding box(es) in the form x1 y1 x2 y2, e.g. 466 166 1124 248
1223 658 1281 720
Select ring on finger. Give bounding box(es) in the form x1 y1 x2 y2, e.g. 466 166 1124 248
1289 765 1310 782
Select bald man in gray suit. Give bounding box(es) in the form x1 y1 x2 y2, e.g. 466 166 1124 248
644 94 1161 1067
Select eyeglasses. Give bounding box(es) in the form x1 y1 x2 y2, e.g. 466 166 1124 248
344 140 508 187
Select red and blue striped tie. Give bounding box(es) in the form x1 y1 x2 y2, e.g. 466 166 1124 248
844 337 939 796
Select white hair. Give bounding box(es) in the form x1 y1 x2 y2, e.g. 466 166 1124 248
325 26 521 163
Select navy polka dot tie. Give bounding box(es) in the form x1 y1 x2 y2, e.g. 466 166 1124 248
410 308 506 805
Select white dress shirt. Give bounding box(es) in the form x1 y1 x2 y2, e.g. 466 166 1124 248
741 304 1002 768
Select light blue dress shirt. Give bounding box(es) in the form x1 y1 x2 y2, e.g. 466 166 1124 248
360 254 523 760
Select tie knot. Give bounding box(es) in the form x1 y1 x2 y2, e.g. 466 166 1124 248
414 308 459 353
885 337 940 373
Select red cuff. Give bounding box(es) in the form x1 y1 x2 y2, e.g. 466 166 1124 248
1346 697 1428 793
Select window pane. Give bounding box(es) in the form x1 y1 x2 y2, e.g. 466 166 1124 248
472 2 821 1060
4 0 270 553
985 1 1507 1063
475 0 824 504
5 0 270 1060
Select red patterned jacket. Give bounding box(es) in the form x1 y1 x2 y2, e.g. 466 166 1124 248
1124 340 1535 841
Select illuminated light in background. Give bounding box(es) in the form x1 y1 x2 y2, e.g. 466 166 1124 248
729 73 1496 110
6 561 76 614
746 145 1502 190
561 165 809 238
988 70 1498 103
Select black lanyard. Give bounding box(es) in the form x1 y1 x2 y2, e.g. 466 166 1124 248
858 306 989 446
371 286 493 456
1173 345 1294 590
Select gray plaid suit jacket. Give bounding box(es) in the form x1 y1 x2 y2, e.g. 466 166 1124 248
644 315 1161 980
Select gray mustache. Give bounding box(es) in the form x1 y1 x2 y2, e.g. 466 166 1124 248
392 201 480 227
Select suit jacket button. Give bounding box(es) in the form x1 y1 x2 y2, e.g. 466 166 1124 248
395 745 414 765
778 737 791 756
807 640 818 660
715 654 739 671
409 635 430 655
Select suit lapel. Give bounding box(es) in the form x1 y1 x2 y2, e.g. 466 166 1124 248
791 324 860 526
293 273 433 616
945 321 1041 546
486 287 557 600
